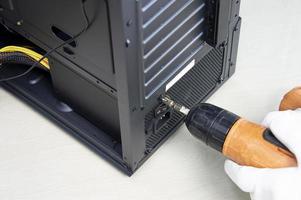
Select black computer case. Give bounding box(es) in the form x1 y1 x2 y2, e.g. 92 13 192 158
0 0 241 175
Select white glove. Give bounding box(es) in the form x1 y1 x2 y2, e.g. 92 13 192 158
224 110 301 200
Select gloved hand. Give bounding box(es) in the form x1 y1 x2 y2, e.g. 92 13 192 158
224 110 301 200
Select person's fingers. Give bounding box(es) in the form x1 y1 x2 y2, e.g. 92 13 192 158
261 110 291 128
224 160 261 192
225 160 299 194
261 110 295 151
261 110 301 158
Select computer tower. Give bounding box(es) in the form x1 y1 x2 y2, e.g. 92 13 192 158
0 0 241 175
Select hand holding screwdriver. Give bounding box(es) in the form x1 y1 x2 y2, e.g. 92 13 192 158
162 87 301 168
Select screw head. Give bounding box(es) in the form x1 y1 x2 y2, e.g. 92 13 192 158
218 77 224 83
125 39 131 47
16 20 23 26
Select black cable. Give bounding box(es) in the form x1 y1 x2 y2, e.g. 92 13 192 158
0 1 89 82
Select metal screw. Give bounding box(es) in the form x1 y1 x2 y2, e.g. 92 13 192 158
219 42 227 50
125 39 131 47
219 77 224 83
16 20 23 26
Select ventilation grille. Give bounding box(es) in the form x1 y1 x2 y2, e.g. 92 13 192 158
141 0 207 99
145 48 224 149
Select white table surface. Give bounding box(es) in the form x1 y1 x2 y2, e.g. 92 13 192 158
1 1 301 199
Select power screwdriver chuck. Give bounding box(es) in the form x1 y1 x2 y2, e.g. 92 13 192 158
161 95 297 168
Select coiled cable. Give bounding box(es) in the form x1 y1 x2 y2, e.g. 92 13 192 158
0 51 49 71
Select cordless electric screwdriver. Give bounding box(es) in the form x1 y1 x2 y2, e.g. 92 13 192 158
162 87 301 168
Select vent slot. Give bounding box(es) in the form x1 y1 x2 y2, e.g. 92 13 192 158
140 0 207 99
145 48 224 149
51 26 76 47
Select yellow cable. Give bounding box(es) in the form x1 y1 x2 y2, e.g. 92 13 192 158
0 46 50 70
